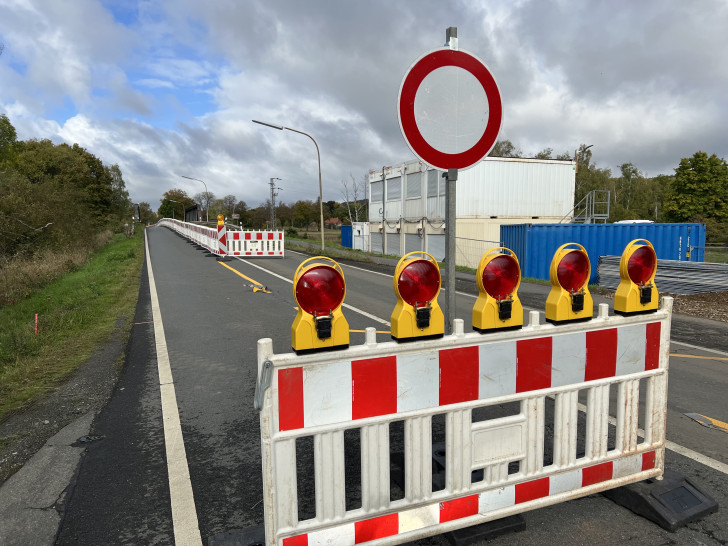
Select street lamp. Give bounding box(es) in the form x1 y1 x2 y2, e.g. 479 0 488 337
181 175 209 223
252 119 325 251
168 199 178 220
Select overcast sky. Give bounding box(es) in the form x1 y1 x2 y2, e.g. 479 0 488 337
1 0 727 209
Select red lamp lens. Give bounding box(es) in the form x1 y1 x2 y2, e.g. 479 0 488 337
295 265 345 316
397 259 440 307
557 251 589 292
627 246 656 285
483 255 519 299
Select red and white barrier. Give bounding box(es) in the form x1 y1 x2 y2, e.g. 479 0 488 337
228 231 285 257
157 218 284 258
256 300 673 546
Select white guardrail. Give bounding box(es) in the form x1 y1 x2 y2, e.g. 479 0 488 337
157 218 284 257
255 298 673 546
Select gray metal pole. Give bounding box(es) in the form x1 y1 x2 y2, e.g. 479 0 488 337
443 27 459 334
381 166 387 256
444 168 457 334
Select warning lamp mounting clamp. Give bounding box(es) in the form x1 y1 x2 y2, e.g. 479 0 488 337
497 297 513 320
571 291 585 312
414 303 431 329
314 313 334 340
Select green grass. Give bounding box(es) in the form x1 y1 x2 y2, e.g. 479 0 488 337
705 249 728 264
0 230 144 420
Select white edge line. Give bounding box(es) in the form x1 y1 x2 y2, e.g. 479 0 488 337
671 340 728 357
246 252 727 475
145 230 203 546
234 257 390 326
288 249 482 304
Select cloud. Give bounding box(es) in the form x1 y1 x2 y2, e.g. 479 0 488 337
1 0 727 211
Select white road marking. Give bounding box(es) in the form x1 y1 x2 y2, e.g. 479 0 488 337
235 257 390 326
244 252 728 475
575 401 728 476
671 340 728 357
145 230 202 546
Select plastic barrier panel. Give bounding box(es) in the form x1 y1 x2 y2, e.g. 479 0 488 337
228 231 285 257
255 299 672 546
157 218 284 257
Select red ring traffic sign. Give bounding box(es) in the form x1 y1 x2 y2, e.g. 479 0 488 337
398 49 502 171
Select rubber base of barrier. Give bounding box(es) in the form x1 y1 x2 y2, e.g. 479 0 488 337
603 470 719 532
445 514 526 545
209 525 265 546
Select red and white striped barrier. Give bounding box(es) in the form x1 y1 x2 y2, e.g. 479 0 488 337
256 299 673 546
228 231 285 257
157 218 284 258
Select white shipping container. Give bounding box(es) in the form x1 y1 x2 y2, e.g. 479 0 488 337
369 156 575 221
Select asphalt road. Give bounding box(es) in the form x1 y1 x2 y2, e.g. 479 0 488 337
55 227 727 545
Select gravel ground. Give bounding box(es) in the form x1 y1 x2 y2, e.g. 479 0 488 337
668 291 728 323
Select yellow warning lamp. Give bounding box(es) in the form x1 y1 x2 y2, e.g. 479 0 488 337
545 243 594 323
291 256 349 352
217 214 224 225
614 239 659 315
391 251 444 340
473 247 523 332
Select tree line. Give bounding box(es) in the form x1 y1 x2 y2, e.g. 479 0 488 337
492 140 728 242
0 114 133 260
152 187 368 231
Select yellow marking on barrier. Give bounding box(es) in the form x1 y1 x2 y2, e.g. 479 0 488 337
218 261 271 293
350 329 391 334
670 353 728 362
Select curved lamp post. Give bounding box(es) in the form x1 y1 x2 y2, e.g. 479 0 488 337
252 119 325 251
181 175 209 223
168 199 178 220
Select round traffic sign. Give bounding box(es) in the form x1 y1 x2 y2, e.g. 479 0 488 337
398 48 502 171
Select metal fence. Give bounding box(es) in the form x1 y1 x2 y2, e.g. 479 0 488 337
597 255 728 294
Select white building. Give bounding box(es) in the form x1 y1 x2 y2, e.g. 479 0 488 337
368 156 576 268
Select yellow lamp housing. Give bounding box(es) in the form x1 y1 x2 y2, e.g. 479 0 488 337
291 256 349 353
473 247 523 332
614 239 659 314
217 214 224 225
391 251 444 341
545 242 594 323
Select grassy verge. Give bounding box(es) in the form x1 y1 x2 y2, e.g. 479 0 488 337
0 229 145 420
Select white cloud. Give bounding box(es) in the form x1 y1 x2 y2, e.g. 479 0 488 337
1 0 727 210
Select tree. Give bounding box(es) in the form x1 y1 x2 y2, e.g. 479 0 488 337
534 147 553 159
489 139 522 158
664 152 728 223
0 114 17 163
138 202 157 224
193 191 215 220
292 200 317 228
341 173 366 223
222 194 237 218
615 162 642 215
234 200 249 225
159 189 195 218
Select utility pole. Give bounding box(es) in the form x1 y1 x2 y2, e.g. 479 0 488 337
269 177 281 229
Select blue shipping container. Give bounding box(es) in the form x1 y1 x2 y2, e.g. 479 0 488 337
341 225 353 248
500 223 705 284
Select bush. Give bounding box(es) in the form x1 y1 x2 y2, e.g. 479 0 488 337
286 227 299 238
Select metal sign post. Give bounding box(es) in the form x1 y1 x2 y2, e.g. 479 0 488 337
397 26 502 333
444 167 458 333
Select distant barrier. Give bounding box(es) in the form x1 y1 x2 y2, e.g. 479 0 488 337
157 218 284 258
